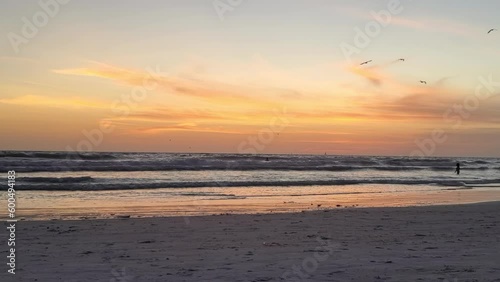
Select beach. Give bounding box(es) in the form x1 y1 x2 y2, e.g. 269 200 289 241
3 202 500 281
3 0 500 281
2 152 500 281
4 152 500 221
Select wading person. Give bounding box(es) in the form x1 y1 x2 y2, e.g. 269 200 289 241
455 162 460 175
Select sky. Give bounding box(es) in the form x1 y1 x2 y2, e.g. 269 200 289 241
0 0 499 157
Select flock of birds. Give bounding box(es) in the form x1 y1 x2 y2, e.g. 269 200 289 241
359 28 498 85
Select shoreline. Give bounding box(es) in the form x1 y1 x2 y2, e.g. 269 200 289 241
14 199 500 222
9 186 500 221
4 201 500 281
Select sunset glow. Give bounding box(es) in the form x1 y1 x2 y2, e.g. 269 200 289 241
1 0 499 156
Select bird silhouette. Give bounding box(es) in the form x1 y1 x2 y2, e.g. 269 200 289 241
419 80 427 84
398 58 405 62
487 28 497 34
360 60 372 65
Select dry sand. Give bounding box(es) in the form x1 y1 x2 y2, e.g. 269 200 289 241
2 202 500 281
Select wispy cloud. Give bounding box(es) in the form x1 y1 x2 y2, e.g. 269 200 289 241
137 123 198 134
53 62 284 107
390 16 479 37
347 65 386 86
125 108 229 123
0 95 108 109
364 89 500 125
350 8 480 37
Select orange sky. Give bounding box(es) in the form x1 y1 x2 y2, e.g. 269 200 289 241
1 1 500 157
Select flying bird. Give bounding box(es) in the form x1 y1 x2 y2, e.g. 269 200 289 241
419 80 427 84
360 60 372 65
487 28 497 34
398 58 405 62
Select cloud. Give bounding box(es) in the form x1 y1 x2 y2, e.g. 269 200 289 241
342 3 481 37
53 62 283 107
130 123 246 135
0 95 107 109
347 65 385 86
390 16 479 37
101 105 293 136
138 123 198 134
350 9 479 37
363 89 500 126
117 108 236 124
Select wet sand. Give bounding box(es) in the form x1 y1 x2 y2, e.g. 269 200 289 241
11 186 500 220
2 202 500 281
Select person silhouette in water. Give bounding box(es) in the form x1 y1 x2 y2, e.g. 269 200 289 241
455 162 460 175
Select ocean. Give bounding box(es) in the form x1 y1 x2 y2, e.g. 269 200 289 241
2 151 500 219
